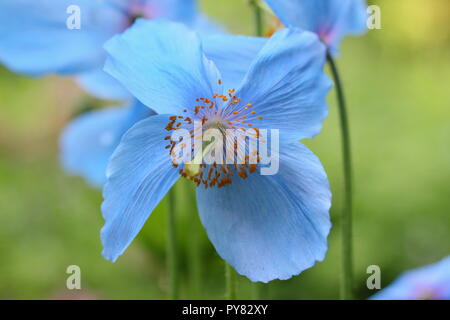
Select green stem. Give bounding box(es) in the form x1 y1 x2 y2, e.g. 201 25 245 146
326 51 354 300
167 188 178 299
249 0 264 37
225 263 237 300
252 282 263 300
187 182 202 298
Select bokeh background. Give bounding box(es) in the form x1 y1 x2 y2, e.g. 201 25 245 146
0 0 449 299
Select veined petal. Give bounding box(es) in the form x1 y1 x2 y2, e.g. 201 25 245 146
202 35 267 90
104 19 222 116
60 100 154 187
227 28 331 142
101 114 180 262
76 68 131 100
264 0 367 54
0 0 126 75
196 142 331 282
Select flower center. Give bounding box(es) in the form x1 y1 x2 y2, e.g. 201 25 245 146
163 84 265 189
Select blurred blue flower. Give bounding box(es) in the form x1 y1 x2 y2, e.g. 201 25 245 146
264 0 367 55
0 0 220 99
371 256 450 300
21 0 222 187
100 19 332 282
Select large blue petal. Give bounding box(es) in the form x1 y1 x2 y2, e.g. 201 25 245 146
76 68 131 100
227 28 331 143
0 0 126 75
104 19 222 115
196 142 331 282
101 114 180 262
202 35 267 90
371 256 450 300
264 0 367 54
60 100 154 187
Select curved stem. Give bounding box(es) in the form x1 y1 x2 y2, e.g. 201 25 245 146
249 0 264 37
187 182 202 298
326 51 354 300
252 282 263 300
167 188 178 299
225 263 237 300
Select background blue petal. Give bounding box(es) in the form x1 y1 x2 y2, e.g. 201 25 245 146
196 142 331 282
264 0 367 54
0 0 126 75
151 0 197 24
76 68 131 100
371 256 450 300
60 100 154 187
192 14 226 36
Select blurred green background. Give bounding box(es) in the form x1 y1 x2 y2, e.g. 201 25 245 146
0 0 449 299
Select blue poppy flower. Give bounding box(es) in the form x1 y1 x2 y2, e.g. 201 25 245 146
0 0 219 99
100 19 332 282
59 25 263 187
371 256 450 300
60 99 155 187
263 0 367 55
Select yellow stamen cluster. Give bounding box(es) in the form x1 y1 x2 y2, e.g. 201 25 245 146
163 81 265 189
